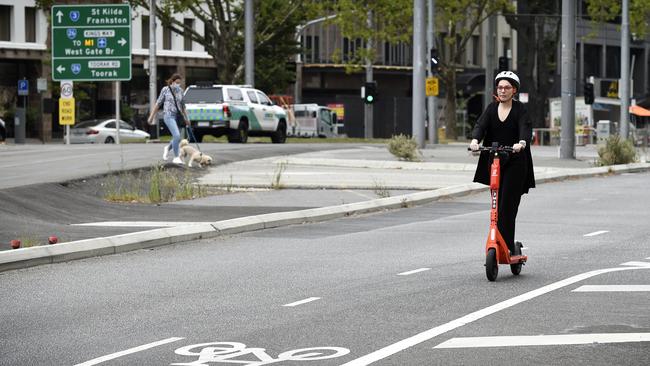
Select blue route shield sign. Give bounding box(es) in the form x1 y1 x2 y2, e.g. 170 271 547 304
66 28 77 39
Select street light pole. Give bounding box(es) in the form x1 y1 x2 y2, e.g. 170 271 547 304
412 0 426 148
620 0 630 139
245 0 254 86
560 0 576 159
294 15 337 105
149 0 158 139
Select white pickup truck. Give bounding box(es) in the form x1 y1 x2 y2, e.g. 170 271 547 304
183 84 288 143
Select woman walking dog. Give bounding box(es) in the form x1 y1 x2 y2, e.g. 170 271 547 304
147 73 189 164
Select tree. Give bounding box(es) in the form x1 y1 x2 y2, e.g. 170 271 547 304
317 0 413 73
503 0 561 129
128 0 320 92
585 0 650 38
436 0 511 140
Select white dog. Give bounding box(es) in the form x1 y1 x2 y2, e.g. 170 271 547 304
179 139 213 168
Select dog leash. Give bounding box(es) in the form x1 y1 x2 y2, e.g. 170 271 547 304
186 125 202 154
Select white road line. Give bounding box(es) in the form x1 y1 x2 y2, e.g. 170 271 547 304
74 337 185 366
397 268 431 276
72 221 213 228
573 285 650 292
583 230 609 237
433 333 650 349
340 265 650 366
646 257 650 260
283 297 321 307
621 261 650 268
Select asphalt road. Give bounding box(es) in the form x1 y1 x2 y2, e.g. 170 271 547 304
0 143 356 249
1 171 649 365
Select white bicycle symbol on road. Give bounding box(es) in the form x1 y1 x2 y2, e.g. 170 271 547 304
170 342 350 365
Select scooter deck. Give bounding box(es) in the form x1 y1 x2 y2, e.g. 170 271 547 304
506 255 528 264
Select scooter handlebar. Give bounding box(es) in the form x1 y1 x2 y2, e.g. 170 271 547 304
467 145 515 153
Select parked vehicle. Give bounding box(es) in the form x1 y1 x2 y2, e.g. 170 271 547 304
289 104 337 138
66 119 150 144
183 84 288 143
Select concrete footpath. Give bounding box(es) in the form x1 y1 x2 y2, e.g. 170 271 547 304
2 143 649 272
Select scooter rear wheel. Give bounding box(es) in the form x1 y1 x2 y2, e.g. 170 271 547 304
486 248 498 281
510 242 523 275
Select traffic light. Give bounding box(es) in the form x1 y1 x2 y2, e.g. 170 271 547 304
363 81 377 104
498 56 508 72
430 48 439 74
584 82 594 104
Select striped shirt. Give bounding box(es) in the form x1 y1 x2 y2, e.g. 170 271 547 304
156 85 185 116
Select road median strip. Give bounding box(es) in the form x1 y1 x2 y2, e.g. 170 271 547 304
2 162 649 272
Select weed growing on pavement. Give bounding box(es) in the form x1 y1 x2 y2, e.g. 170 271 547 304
597 135 638 166
271 161 288 189
388 134 421 161
17 235 42 248
372 179 391 198
104 164 206 203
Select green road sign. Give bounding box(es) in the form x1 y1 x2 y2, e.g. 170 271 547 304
51 4 131 81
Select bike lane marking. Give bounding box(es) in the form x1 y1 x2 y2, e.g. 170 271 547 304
283 297 321 307
397 268 431 276
573 285 650 292
340 264 650 366
433 333 650 349
583 230 609 237
74 337 185 366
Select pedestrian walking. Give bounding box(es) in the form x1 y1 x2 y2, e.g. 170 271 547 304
147 73 189 164
0 117 6 144
469 71 535 254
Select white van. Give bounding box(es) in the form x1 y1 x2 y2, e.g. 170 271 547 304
289 104 337 138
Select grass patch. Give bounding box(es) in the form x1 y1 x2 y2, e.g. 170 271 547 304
597 135 638 166
104 164 206 203
271 161 288 189
372 179 391 198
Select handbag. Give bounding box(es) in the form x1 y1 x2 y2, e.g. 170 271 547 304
170 87 187 127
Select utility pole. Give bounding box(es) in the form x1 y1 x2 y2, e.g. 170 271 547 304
294 15 337 105
412 0 426 148
149 0 157 139
620 0 630 139
364 10 374 139
560 0 575 159
245 0 254 86
426 0 437 145
484 15 496 110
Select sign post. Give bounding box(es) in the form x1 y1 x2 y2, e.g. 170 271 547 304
52 4 131 144
59 80 74 145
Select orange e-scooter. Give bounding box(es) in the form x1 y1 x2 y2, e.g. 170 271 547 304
471 142 527 281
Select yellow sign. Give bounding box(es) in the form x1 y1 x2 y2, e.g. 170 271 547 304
426 77 439 96
59 98 75 125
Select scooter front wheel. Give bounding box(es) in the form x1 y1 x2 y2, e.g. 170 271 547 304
485 248 498 281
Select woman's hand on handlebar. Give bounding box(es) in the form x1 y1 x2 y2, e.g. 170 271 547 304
469 139 479 152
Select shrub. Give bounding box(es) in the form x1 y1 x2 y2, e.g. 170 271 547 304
597 135 637 166
388 134 420 161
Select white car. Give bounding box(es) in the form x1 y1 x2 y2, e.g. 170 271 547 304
67 119 150 144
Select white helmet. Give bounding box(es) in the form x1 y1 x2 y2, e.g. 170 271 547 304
495 71 520 91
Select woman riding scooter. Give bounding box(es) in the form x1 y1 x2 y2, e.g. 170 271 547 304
469 71 535 255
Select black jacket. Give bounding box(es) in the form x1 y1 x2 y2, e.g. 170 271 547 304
471 101 535 194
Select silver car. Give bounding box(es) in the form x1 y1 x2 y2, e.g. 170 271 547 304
67 119 150 144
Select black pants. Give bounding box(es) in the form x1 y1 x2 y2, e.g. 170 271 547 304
0 123 6 141
496 156 526 253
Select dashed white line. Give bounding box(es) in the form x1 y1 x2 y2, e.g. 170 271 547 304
283 297 321 307
433 333 650 349
583 230 609 237
74 337 185 366
573 285 650 292
397 268 431 276
339 265 650 366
